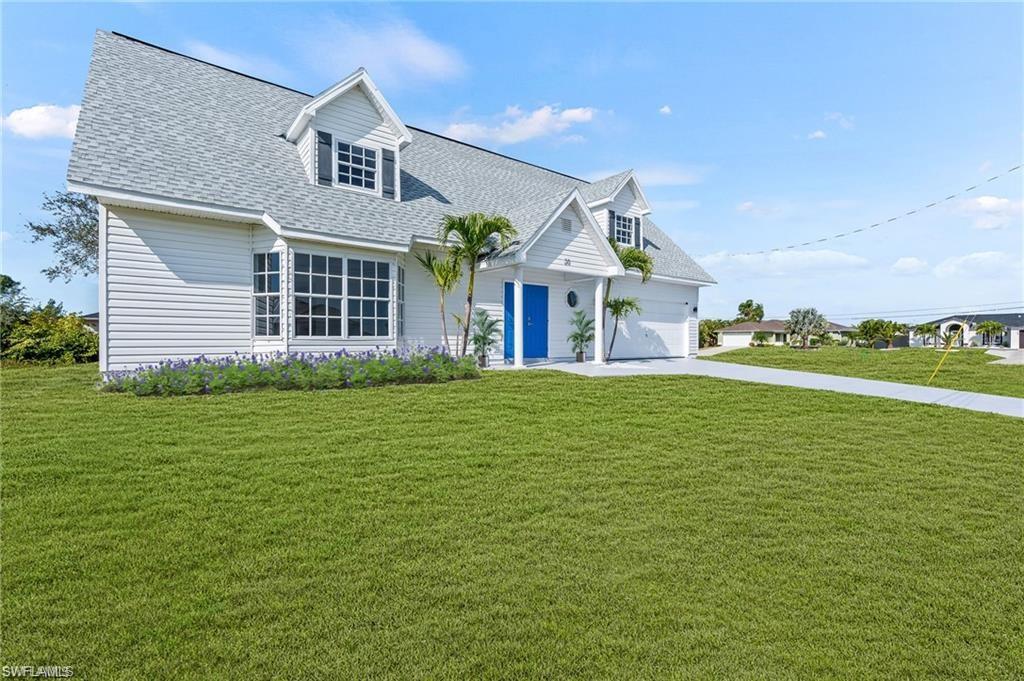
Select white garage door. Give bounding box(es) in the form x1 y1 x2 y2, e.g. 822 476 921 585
608 280 694 358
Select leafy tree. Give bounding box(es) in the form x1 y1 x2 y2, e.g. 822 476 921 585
469 309 501 360
602 238 654 336
914 323 938 348
414 251 462 355
567 310 595 356
736 299 764 322
1 275 31 351
974 320 1006 346
25 191 99 281
439 213 517 356
699 318 731 348
786 308 828 349
751 331 771 346
857 318 907 349
2 310 98 364
606 297 642 360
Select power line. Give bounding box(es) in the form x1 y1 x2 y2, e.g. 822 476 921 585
814 300 1024 318
728 164 1022 256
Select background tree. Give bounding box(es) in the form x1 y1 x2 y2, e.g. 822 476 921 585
699 318 731 348
1 275 31 351
414 251 462 355
25 191 99 281
751 330 771 346
974 320 1005 346
606 297 641 360
940 330 960 348
913 323 938 348
857 318 906 349
736 299 764 322
439 213 516 357
785 308 827 349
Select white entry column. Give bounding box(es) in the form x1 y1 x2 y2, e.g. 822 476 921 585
593 277 605 364
513 267 524 367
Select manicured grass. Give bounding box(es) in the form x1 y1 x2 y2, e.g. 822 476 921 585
3 364 1022 678
706 345 1024 398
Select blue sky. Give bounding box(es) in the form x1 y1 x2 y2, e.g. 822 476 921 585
3 2 1021 323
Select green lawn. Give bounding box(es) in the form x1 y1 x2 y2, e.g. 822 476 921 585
705 346 1024 398
3 364 1022 679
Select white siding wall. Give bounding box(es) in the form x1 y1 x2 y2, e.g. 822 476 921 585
527 205 609 275
104 208 254 370
404 246 470 354
297 127 314 182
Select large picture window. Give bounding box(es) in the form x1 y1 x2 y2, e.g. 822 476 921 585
614 214 636 246
347 259 390 337
253 253 280 336
337 142 377 191
293 253 344 337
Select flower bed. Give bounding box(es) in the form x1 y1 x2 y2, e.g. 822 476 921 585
100 348 480 396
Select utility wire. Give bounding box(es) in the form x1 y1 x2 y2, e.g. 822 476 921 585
813 301 1024 318
729 164 1022 256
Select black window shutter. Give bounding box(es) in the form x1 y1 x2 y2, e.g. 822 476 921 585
608 210 616 239
633 216 642 248
316 131 333 186
382 149 396 199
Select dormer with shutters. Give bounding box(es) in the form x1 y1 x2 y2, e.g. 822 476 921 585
286 68 412 201
587 171 652 250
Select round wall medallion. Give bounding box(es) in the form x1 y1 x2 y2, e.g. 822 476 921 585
566 290 579 308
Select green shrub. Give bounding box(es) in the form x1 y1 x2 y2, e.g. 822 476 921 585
2 311 98 364
101 348 480 396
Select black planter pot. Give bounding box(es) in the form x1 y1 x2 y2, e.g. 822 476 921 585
478 355 488 368
575 351 585 363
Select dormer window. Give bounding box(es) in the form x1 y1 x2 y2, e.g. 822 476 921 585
613 213 639 246
337 142 377 191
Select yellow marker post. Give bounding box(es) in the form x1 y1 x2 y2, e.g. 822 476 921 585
927 323 966 386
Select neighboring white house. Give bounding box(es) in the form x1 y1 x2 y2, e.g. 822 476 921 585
68 32 715 372
910 312 1024 349
716 319 855 347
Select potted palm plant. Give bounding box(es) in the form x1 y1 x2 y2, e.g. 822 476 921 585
567 310 595 362
470 309 501 368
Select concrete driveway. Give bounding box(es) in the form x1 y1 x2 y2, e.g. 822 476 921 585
544 357 1024 419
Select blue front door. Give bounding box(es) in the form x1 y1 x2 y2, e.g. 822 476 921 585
504 282 549 360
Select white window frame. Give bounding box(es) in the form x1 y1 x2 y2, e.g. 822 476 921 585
396 264 405 337
614 214 636 246
289 249 394 340
346 257 392 339
292 252 346 338
252 252 282 338
336 140 379 194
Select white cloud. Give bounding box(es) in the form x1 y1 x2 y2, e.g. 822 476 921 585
957 195 1022 230
934 251 1016 279
2 104 80 139
978 160 992 173
0 230 11 242
807 129 827 140
303 17 465 89
633 164 704 186
825 111 854 129
653 199 699 212
445 105 596 146
736 201 756 213
734 200 784 217
183 40 289 82
658 105 672 115
891 256 928 275
698 249 869 277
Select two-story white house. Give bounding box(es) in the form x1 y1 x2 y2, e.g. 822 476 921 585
68 31 715 372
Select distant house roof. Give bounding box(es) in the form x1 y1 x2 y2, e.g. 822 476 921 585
718 319 855 333
67 31 715 285
924 312 1024 327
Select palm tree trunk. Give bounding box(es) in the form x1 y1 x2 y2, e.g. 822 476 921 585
603 276 613 330
608 316 619 359
438 295 451 355
462 265 476 357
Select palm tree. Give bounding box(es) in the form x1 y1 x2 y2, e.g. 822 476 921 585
439 213 517 356
567 310 595 360
470 309 501 364
606 297 642 360
604 239 653 307
914 323 938 348
974 320 1005 346
414 251 462 355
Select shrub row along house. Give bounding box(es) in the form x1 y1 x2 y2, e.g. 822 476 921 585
68 31 715 372
715 319 855 347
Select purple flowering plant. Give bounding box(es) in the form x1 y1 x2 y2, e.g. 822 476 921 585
100 346 479 396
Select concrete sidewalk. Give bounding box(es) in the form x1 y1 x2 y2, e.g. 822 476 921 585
543 357 1024 418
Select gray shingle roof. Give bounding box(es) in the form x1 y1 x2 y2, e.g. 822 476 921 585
68 31 714 284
